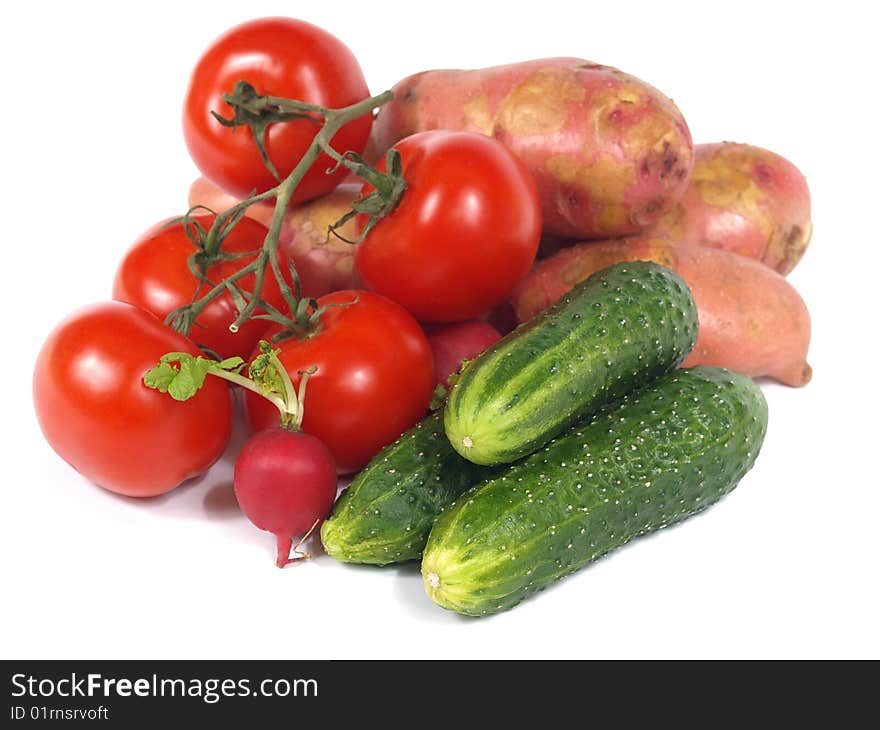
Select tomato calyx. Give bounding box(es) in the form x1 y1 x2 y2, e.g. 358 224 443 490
162 205 265 324
328 149 407 244
144 340 315 431
212 80 326 183
271 291 361 345
172 203 253 262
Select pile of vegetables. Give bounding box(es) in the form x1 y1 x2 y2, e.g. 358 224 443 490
32 17 812 616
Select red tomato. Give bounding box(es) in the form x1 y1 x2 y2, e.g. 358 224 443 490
113 214 287 359
33 302 232 497
183 17 372 204
245 291 434 473
355 131 542 322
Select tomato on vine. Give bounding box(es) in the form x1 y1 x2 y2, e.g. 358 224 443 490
353 131 542 322
183 17 373 205
244 291 435 473
113 213 291 359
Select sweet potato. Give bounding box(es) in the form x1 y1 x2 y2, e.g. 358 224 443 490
510 237 811 386
650 143 812 274
373 58 694 239
188 177 362 298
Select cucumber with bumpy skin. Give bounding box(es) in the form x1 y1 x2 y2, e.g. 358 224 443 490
320 411 490 565
444 261 698 466
423 367 767 617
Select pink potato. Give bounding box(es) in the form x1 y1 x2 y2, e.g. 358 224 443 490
650 143 812 274
188 177 362 298
373 58 694 239
424 320 502 387
510 237 812 387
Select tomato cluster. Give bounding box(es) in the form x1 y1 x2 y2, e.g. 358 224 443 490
33 17 539 560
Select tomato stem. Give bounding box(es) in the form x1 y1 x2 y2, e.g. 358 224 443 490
166 89 395 341
325 148 408 245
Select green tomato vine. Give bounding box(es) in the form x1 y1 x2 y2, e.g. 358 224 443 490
164 84 405 344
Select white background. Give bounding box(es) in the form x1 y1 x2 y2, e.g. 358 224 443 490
2 1 878 659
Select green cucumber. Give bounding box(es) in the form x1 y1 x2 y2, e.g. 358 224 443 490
423 367 768 616
320 411 491 565
444 261 698 465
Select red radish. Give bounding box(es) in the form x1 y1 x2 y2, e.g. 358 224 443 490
143 341 338 566
425 320 502 387
229 348 338 566
234 429 336 567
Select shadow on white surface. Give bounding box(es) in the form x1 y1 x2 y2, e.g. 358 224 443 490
202 480 239 520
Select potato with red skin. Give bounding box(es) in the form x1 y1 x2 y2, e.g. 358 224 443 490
373 58 693 239
283 184 364 297
188 178 362 297
650 143 812 274
510 237 811 387
425 320 502 387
